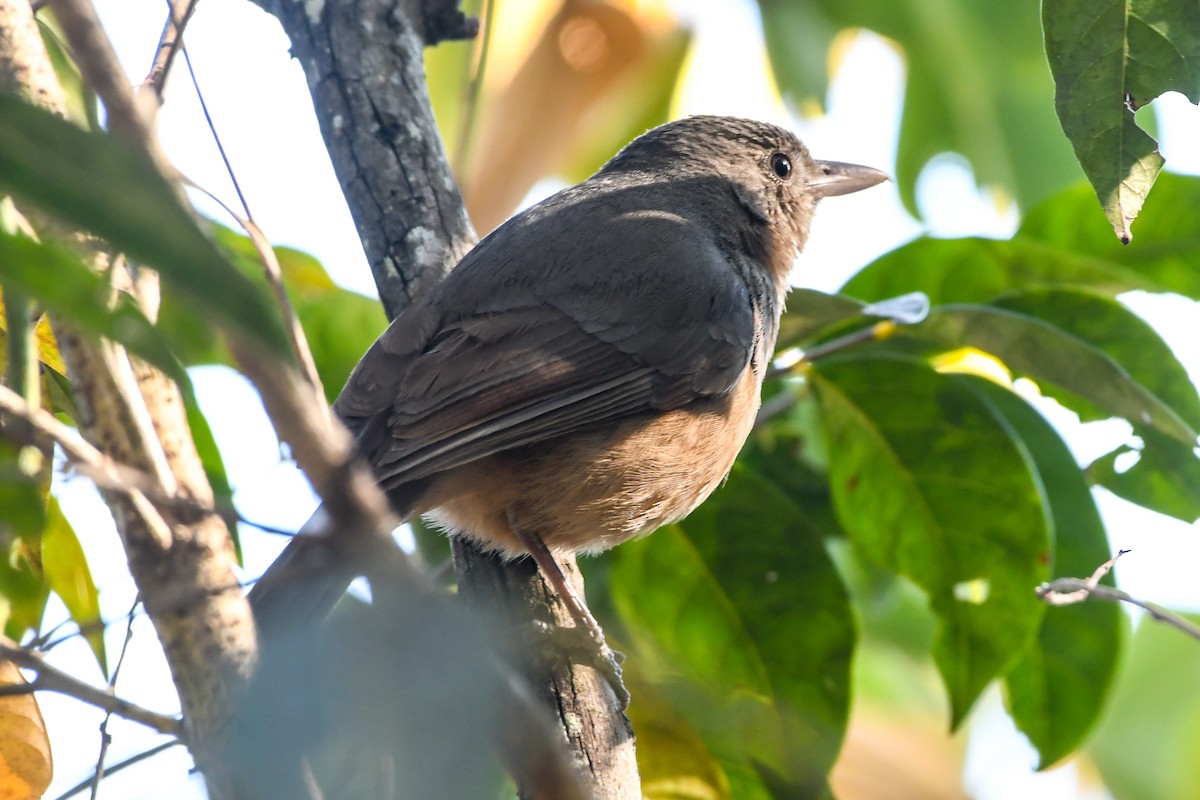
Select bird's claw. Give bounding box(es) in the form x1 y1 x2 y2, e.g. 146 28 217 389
525 620 630 709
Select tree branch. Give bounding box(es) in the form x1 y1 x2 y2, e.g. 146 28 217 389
141 0 199 100
1038 550 1200 643
0 640 182 738
28 4 256 796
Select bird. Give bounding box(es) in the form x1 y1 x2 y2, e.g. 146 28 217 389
249 115 887 691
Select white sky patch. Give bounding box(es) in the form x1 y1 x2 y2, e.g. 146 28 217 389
305 0 325 27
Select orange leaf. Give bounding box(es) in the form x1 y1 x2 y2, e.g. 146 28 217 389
0 661 52 800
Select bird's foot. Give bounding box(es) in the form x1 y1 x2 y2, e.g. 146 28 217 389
529 620 630 709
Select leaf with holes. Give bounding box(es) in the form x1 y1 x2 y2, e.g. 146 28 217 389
967 380 1124 767
1043 0 1200 241
812 354 1050 725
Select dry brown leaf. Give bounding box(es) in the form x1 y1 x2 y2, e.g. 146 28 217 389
0 661 52 800
462 0 681 233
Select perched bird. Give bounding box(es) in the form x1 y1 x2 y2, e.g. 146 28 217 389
250 116 886 685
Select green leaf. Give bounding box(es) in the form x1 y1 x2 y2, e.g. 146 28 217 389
842 236 1158 306
0 441 48 642
991 286 1200 432
1089 431 1200 523
1019 173 1200 300
777 289 865 350
0 95 290 357
36 15 95 128
913 302 1197 446
195 225 388 402
43 496 105 673
0 439 45 542
627 671 732 800
811 354 1050 725
1088 611 1200 799
739 391 842 537
0 230 189 386
757 1 838 113
1042 0 1200 241
609 462 855 792
292 292 387 403
756 0 1081 214
969 381 1123 768
844 175 1200 305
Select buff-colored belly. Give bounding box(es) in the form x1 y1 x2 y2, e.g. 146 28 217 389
423 369 760 556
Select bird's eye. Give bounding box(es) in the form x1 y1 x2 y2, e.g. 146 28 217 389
770 152 793 180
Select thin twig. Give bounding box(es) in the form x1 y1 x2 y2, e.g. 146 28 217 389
55 740 182 800
1039 549 1127 604
142 0 200 100
0 640 182 737
89 595 141 799
451 0 495 170
39 611 134 654
764 319 899 383
178 35 249 218
182 179 328 414
176 25 329 409
0 382 296 539
1037 551 1200 643
755 320 904 429
173 25 321 403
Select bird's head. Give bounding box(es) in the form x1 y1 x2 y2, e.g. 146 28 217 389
601 116 888 286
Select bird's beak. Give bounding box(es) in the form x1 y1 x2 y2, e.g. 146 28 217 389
810 161 890 199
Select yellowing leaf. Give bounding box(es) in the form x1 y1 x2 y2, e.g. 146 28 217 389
0 295 65 378
629 673 730 800
930 347 1012 386
0 660 51 800
30 317 63 377
42 499 104 674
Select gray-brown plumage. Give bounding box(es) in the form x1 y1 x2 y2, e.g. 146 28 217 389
250 116 886 644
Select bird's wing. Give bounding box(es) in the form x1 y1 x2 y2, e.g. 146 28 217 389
333 206 763 488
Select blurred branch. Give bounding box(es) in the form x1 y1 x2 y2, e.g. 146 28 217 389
0 639 183 737
0 383 214 521
88 595 141 799
55 741 182 800
1037 550 1200 643
185 179 329 417
33 4 255 797
141 0 198 100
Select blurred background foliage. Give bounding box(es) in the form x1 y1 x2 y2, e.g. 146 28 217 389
2 0 1199 797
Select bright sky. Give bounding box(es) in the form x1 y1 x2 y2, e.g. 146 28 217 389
39 1 1200 797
